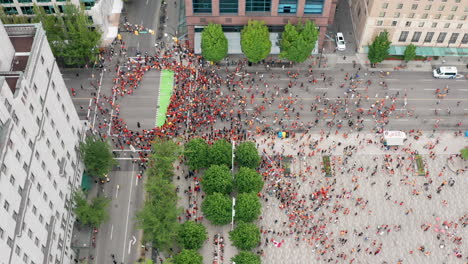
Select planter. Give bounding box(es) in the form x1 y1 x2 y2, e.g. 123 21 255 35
322 156 332 177
415 155 426 176
282 156 292 176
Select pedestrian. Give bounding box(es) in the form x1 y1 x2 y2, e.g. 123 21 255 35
137 121 141 128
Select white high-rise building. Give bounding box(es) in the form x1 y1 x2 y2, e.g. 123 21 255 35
0 21 84 264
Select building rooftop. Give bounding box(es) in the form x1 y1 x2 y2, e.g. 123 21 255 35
0 24 37 94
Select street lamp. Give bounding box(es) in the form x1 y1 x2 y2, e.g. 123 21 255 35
231 197 236 231
231 140 236 231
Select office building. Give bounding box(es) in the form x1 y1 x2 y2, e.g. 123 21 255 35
0 21 84 264
0 0 123 44
349 0 468 56
184 0 338 54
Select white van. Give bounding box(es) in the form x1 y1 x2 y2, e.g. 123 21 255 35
433 66 457 79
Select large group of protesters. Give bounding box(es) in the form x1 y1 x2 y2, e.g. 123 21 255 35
87 37 467 264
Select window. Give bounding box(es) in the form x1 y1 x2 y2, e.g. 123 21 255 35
1 164 6 174
18 0 32 2
379 12 386 17
4 200 10 212
411 4 417 10
422 13 428 19
392 21 397 26
425 5 431 10
8 139 13 149
278 0 297 13
304 0 324 14
405 21 411 27
462 34 468 44
448 15 454 20
449 33 459 44
22 162 28 172
12 113 19 125
23 253 28 263
39 214 43 223
41 161 45 170
43 193 47 201
59 191 63 199
435 14 441 19
4 99 12 112
29 104 34 114
444 23 450 28
46 139 51 148
397 3 403 9
18 186 22 195
192 0 212 12
32 205 37 215
457 24 463 29
438 5 444 11
408 13 414 18
0 0 14 3
246 0 271 12
51 120 55 128
56 93 60 101
28 140 33 149
21 128 26 138
37 183 42 192
451 6 458 11
394 12 400 18
432 22 438 28
15 245 21 256
4 7 19 16
419 22 424 27
382 3 388 8
376 20 383 26
461 15 467 21
0 227 4 239
15 151 21 161
10 175 15 185
52 150 56 158
399 31 409 42
20 6 34 15
437 32 447 43
7 237 13 248
411 32 422 42
36 117 41 126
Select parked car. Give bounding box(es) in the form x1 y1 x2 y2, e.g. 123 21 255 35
335 32 346 51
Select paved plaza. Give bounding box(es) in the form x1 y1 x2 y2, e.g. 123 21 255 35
257 131 467 264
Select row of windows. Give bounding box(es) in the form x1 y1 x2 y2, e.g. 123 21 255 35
398 32 468 44
376 20 465 30
2 5 68 15
378 12 467 20
193 0 323 14
0 0 66 3
382 2 467 12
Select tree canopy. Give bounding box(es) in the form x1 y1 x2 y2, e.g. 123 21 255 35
368 31 391 66
241 20 271 63
172 249 203 264
231 251 261 264
177 221 208 250
235 141 261 169
201 193 232 225
201 23 228 63
280 20 318 63
184 138 210 170
403 43 417 62
229 222 261 250
209 139 233 167
461 148 468 160
147 138 181 180
136 173 180 251
234 167 264 193
80 136 116 179
202 165 232 195
73 191 110 228
234 193 261 222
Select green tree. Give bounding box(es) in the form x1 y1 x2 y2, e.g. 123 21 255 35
229 222 260 250
32 5 67 57
234 167 264 193
172 249 203 264
80 136 117 179
177 221 208 250
147 138 181 180
136 259 156 264
201 23 228 63
61 3 101 66
232 251 261 264
461 148 468 160
201 193 232 225
241 20 271 63
184 138 210 170
235 141 261 169
136 174 180 251
209 139 233 167
368 31 391 67
280 20 318 63
73 191 110 228
235 193 261 222
202 165 232 195
404 43 417 62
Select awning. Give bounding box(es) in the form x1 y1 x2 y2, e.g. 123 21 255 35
364 46 468 57
81 172 93 191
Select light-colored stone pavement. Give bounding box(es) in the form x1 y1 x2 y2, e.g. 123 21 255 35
255 131 467 264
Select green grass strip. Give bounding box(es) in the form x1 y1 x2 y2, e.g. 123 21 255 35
156 69 175 127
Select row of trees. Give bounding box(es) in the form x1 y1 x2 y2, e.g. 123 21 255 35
0 4 101 66
368 31 418 66
185 138 263 264
202 20 318 64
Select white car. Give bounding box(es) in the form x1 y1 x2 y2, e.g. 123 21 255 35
336 32 346 51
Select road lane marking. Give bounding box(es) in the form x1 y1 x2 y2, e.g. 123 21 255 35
122 163 136 262
315 88 328 90
110 224 114 240
72 98 92 100
424 88 436 90
395 119 409 121
389 88 401 91
128 236 137 254
459 89 468 91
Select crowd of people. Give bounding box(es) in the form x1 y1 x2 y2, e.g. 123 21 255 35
87 36 467 263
